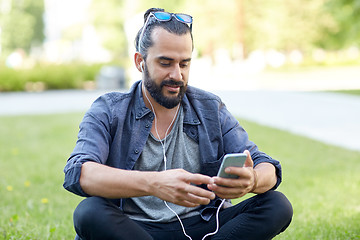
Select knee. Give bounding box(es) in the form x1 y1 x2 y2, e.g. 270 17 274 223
73 197 151 240
265 191 293 223
73 197 110 230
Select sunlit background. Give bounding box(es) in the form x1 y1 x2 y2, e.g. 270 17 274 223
1 0 359 92
1 1 360 239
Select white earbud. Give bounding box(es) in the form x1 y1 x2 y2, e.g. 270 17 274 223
140 62 144 72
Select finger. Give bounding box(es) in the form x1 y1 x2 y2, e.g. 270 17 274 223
209 176 249 190
211 176 244 188
216 191 247 200
186 173 213 185
175 199 201 208
223 166 244 179
185 184 216 200
208 183 247 199
185 192 213 205
243 150 254 168
170 188 214 206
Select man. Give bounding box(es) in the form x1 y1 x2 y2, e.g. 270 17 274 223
63 8 293 240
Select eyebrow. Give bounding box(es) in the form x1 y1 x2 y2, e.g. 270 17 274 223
158 56 192 62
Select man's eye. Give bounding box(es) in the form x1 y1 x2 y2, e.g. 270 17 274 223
160 62 170 66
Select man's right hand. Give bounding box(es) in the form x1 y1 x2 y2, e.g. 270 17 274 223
149 169 216 207
80 162 215 207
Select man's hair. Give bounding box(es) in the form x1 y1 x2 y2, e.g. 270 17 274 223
134 8 193 60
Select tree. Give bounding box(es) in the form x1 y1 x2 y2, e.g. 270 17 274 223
88 0 188 60
318 0 360 49
0 0 44 54
89 0 128 60
137 0 187 13
184 0 244 58
241 0 328 54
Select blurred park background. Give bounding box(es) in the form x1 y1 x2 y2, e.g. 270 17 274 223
0 0 360 91
1 0 360 239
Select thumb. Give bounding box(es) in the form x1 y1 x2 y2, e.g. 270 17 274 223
243 150 254 168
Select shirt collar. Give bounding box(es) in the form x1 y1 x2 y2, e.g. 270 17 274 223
134 81 152 120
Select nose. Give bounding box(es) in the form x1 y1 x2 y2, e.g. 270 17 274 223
169 64 183 81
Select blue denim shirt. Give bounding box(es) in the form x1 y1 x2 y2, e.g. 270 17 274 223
63 81 282 220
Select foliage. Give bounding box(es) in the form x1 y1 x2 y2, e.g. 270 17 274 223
0 0 45 54
88 0 187 59
0 64 103 92
184 0 243 57
134 0 245 58
136 0 359 57
319 0 360 49
1 113 359 239
1 0 359 67
88 0 128 59
241 0 328 54
137 0 187 13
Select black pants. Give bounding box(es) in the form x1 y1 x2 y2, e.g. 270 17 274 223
73 191 292 240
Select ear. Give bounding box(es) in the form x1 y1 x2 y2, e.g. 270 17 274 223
134 52 144 72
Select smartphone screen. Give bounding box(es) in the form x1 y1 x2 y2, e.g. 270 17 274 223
217 153 247 179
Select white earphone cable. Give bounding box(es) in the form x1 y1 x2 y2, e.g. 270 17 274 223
143 83 224 240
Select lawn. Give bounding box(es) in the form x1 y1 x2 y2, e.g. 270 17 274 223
331 89 360 96
238 120 360 240
0 113 359 239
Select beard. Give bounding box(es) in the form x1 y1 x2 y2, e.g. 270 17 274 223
143 64 187 109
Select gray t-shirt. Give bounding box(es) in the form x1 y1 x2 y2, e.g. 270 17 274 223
123 107 201 222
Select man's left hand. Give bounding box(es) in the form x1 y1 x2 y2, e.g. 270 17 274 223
207 150 257 199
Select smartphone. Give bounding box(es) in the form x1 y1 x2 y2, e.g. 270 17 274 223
217 153 247 179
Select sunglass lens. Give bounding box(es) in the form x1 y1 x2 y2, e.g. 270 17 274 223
175 14 193 23
153 12 171 21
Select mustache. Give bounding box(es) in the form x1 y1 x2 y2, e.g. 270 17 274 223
160 79 184 88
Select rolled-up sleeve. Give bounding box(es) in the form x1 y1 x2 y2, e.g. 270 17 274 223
220 102 282 190
63 155 91 197
63 95 113 197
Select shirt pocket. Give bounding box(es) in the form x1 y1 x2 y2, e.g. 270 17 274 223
200 154 225 177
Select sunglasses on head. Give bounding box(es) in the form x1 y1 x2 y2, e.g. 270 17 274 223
138 11 193 53
149 11 193 29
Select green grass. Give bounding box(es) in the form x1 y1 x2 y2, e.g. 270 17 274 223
237 119 360 240
1 113 360 239
331 89 360 96
0 113 84 239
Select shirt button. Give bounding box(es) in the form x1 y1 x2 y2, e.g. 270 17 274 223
134 149 139 154
145 124 150 128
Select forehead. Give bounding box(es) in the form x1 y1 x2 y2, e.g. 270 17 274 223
147 27 193 60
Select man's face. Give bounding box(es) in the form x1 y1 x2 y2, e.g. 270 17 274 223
143 27 193 109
